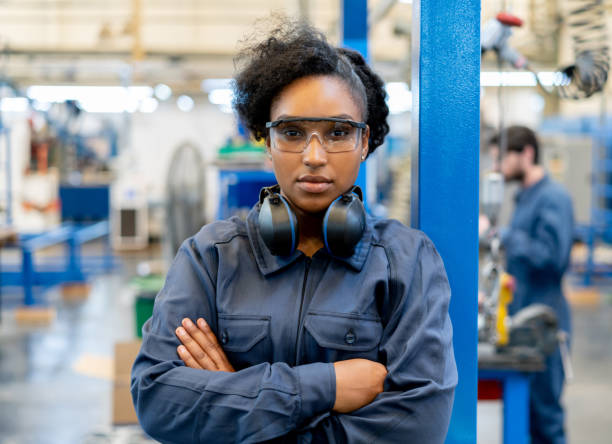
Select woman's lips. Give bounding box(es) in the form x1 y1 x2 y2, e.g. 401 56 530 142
297 176 332 193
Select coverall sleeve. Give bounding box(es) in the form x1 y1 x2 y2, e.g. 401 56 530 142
286 236 458 444
130 237 336 444
502 195 573 272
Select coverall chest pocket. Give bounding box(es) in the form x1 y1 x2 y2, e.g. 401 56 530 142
303 311 383 362
217 314 272 370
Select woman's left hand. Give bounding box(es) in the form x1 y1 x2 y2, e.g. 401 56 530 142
175 317 235 372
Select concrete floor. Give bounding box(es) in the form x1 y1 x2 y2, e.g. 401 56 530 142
0 246 157 444
1 248 612 443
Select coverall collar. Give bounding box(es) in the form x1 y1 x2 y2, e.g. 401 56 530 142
246 204 373 276
516 174 550 203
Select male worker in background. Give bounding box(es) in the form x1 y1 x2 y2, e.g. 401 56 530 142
486 125 574 444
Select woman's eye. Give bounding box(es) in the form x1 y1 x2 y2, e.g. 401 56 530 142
329 126 351 138
282 128 303 138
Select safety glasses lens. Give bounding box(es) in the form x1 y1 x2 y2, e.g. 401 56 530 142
271 120 361 153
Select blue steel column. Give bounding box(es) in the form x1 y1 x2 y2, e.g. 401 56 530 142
503 374 529 444
411 1 480 443
22 249 35 306
341 0 368 204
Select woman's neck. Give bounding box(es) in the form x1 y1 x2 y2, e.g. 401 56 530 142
295 210 325 257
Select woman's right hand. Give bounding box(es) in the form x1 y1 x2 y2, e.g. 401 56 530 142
175 317 235 372
332 359 388 413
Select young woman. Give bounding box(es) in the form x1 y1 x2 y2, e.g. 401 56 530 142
131 19 457 444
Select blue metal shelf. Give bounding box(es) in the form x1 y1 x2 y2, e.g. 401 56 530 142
0 222 118 306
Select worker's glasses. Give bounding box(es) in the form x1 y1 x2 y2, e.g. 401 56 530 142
266 117 367 154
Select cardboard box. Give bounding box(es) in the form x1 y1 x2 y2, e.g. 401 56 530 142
113 340 142 425
61 282 91 302
14 306 56 325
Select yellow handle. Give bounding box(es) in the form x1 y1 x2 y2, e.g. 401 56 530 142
496 273 515 346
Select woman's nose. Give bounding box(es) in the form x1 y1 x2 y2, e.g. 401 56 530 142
303 133 328 167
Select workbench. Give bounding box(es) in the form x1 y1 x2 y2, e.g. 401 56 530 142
478 343 545 444
0 222 114 307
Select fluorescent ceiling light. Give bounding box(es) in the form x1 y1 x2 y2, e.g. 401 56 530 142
154 84 172 101
385 82 412 114
139 97 159 113
177 95 194 112
27 85 152 102
480 71 562 87
208 88 234 106
0 97 29 113
32 100 51 112
26 85 153 113
201 78 232 93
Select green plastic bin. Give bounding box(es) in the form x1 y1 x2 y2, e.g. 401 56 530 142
131 275 165 338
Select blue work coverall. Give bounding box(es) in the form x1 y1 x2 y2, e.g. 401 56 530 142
502 175 573 444
131 205 457 443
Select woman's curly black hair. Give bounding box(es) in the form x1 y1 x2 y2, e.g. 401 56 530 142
232 18 390 157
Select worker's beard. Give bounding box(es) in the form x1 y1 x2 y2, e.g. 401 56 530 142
504 168 525 184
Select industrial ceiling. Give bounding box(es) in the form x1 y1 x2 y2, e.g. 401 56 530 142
0 1 609 93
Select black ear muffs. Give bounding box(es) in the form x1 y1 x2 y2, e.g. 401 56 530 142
258 185 365 257
258 186 299 256
323 187 366 257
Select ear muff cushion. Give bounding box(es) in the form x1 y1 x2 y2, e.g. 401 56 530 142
323 193 366 257
258 192 298 256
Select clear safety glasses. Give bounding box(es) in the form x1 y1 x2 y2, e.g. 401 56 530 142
266 117 367 154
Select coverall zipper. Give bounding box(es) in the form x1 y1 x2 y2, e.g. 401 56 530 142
294 257 311 366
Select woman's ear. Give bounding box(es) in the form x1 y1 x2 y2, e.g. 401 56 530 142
361 125 370 161
265 135 272 158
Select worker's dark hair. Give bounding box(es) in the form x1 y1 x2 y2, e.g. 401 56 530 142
232 17 389 157
490 125 540 164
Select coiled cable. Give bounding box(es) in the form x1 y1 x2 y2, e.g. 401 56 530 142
556 0 609 99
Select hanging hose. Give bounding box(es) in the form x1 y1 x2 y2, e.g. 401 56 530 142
556 0 609 99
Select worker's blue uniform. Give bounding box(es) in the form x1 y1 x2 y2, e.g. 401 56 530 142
502 175 573 444
131 204 457 444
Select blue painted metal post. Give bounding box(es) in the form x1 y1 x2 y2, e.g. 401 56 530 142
341 0 368 57
411 1 480 443
503 374 530 444
22 249 35 306
67 234 84 282
341 0 369 206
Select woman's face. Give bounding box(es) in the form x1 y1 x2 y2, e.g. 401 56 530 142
267 75 369 215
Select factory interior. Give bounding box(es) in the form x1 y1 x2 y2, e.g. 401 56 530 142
1 0 612 443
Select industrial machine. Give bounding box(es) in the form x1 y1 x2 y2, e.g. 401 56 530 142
111 176 148 251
